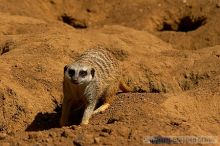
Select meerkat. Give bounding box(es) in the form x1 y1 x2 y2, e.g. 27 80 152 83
60 47 130 126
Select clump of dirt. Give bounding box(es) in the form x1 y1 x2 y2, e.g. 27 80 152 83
0 0 219 145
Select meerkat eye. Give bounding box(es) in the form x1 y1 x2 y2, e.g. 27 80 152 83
68 69 75 77
79 70 87 77
91 68 95 78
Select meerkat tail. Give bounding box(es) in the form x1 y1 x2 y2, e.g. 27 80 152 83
93 103 110 114
119 81 132 93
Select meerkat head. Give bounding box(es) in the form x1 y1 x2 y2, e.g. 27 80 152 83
64 64 95 85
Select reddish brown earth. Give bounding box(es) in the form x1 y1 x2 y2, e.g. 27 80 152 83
0 0 220 145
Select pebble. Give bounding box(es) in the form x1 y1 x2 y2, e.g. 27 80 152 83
94 137 100 143
0 133 7 140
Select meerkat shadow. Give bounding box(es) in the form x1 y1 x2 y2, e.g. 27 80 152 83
25 105 62 131
26 104 85 131
25 112 60 131
68 108 84 125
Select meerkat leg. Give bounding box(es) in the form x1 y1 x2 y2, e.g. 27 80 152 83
60 98 72 127
93 84 117 114
81 100 97 125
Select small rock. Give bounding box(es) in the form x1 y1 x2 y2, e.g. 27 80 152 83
69 125 76 130
99 132 109 137
0 133 7 140
100 127 112 137
48 132 57 138
94 137 100 143
61 131 68 138
117 126 130 137
73 139 82 146
28 133 38 139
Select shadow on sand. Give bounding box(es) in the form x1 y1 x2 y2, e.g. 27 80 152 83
26 105 84 131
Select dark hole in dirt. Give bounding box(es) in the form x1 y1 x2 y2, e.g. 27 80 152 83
159 16 207 32
1 42 13 55
86 8 92 13
161 22 173 31
170 121 181 127
150 88 161 93
73 140 82 146
107 118 119 124
60 14 87 29
1 47 9 55
101 128 112 134
178 16 206 32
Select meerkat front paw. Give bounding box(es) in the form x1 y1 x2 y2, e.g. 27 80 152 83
93 103 110 114
80 120 89 125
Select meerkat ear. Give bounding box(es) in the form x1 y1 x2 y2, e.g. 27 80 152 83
64 65 68 73
91 68 95 78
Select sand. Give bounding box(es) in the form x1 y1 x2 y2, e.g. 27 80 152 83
0 0 219 145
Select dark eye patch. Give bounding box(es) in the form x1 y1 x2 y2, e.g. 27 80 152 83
68 69 75 77
91 68 95 78
79 70 87 77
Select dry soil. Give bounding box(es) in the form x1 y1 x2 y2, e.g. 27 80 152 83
0 0 220 145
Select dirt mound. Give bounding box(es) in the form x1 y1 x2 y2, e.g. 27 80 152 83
0 0 219 145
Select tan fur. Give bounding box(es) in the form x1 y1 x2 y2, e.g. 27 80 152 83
60 47 130 126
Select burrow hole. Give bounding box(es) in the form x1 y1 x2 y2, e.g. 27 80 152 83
59 14 87 29
159 16 207 32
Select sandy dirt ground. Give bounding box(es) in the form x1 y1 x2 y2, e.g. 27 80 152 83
0 0 220 145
